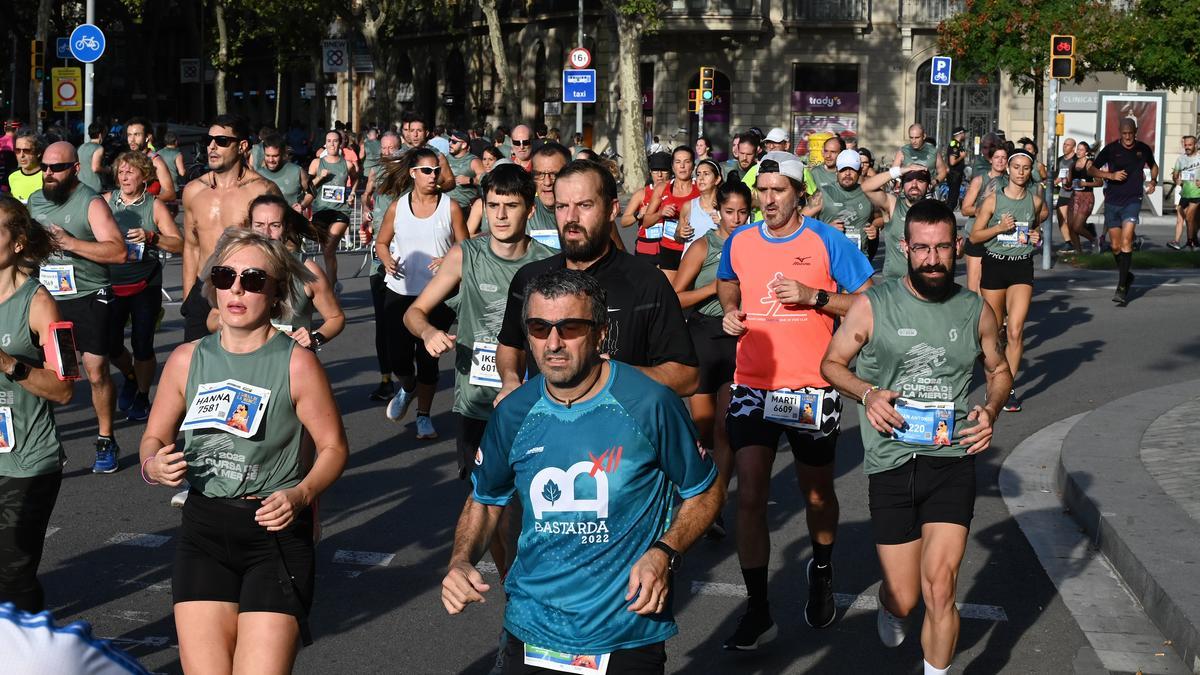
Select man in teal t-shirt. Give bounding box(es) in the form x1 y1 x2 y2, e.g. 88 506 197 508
441 268 722 669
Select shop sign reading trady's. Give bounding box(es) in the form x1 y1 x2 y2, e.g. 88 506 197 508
791 92 860 113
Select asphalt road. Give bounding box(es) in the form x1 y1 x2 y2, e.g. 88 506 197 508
37 241 1200 674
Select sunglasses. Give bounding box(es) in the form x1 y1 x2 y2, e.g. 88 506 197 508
14 147 34 155
210 265 274 293
203 134 241 148
43 161 76 173
524 317 597 340
512 139 532 147
412 166 439 176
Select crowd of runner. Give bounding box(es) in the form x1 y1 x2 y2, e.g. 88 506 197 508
0 109 1185 673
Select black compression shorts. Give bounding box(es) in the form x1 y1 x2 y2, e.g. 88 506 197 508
56 289 112 356
980 253 1034 290
687 313 736 395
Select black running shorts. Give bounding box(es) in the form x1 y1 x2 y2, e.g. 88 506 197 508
869 454 976 545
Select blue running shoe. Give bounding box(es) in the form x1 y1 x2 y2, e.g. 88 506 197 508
117 376 138 412
92 437 119 474
386 387 415 421
126 393 150 422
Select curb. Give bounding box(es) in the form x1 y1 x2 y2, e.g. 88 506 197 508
1057 380 1200 673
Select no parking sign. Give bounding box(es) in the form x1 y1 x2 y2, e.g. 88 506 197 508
52 67 82 111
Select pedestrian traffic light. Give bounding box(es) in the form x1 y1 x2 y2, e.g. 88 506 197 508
1050 34 1074 80
688 89 700 113
30 40 44 69
699 67 715 103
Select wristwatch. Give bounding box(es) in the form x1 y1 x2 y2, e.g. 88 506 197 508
813 289 831 308
651 541 681 572
7 360 30 381
311 331 327 350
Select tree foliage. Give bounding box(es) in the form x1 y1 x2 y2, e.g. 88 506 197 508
1123 0 1200 90
937 0 1127 92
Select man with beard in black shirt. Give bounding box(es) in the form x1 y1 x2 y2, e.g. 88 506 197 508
1089 118 1158 305
495 160 698 403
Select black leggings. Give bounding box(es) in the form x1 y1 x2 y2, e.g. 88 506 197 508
109 284 163 361
370 272 390 375
0 472 63 612
383 292 454 385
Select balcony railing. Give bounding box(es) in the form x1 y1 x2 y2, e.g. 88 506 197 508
790 0 869 23
666 0 757 17
899 0 964 25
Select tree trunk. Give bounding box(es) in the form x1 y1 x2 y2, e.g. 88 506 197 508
612 10 646 191
30 0 51 131
480 0 513 121
213 0 229 115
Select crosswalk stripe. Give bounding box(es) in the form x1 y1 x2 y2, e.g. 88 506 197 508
688 581 1008 621
107 533 171 548
332 549 395 567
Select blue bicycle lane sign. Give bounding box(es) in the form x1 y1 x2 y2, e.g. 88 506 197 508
69 24 106 63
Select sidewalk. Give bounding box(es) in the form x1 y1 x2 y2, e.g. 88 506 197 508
1021 380 1200 672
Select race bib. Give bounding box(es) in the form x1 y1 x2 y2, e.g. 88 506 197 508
468 342 501 389
1182 170 1197 182
643 223 664 240
523 643 610 675
996 221 1030 246
39 264 77 296
320 185 346 204
126 241 145 262
893 399 955 446
0 406 14 454
845 229 862 250
530 230 561 250
1071 179 1083 191
663 220 679 239
271 322 294 334
764 389 821 430
180 379 271 439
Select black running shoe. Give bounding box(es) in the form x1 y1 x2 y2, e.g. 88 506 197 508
369 380 395 402
1003 389 1022 413
805 560 836 628
723 608 777 651
1112 285 1128 305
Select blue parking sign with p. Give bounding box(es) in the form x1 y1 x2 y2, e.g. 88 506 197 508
931 56 952 86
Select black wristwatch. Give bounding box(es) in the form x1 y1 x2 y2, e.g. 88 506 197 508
651 541 681 572
311 331 327 350
813 289 831 308
8 360 30 381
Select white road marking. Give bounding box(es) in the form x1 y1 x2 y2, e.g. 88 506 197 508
105 610 153 623
476 561 499 575
689 582 1008 621
107 533 171 548
332 549 395 567
45 527 60 538
103 636 173 649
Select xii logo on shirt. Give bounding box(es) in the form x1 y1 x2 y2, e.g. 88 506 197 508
529 446 623 542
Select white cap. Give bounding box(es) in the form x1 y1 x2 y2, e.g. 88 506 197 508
428 136 451 155
835 149 862 172
759 151 806 183
764 127 789 143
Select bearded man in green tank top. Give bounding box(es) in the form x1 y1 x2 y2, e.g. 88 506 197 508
446 130 484 210
260 137 312 214
27 142 127 473
861 163 934 281
822 199 1011 675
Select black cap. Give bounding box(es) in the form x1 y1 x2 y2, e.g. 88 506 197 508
951 126 967 136
648 152 672 171
450 129 470 143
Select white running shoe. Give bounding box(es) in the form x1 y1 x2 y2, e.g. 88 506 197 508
877 603 908 648
386 387 415 421
416 415 438 439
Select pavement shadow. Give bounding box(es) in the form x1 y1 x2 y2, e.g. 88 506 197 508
1017 339 1104 401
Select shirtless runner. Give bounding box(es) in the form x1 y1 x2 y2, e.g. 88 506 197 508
180 114 280 341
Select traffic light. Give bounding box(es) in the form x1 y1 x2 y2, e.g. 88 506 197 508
30 40 45 81
688 89 700 113
699 66 715 103
1050 34 1075 79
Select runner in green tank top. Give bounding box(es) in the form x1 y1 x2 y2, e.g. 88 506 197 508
0 197 75 612
260 137 312 212
77 123 105 193
968 151 1048 413
861 162 933 281
361 131 405 402
672 181 751 534
960 145 1010 293
308 130 357 289
892 124 947 186
811 149 878 255
247 195 344 349
104 150 184 422
821 198 1011 675
139 228 346 670
156 132 187 195
26 141 127 473
123 117 177 202
446 131 483 209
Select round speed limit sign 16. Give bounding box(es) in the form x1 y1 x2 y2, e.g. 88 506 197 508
568 47 591 69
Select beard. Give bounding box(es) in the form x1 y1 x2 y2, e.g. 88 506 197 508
907 255 957 302
560 222 609 262
43 174 79 205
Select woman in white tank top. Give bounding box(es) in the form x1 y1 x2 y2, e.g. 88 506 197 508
373 148 468 439
676 158 723 253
